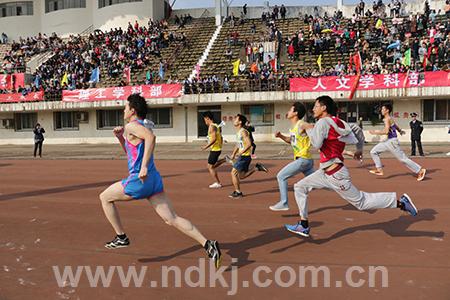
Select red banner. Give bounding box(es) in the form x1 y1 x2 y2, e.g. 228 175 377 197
0 73 25 90
62 84 182 102
0 91 44 103
289 71 450 93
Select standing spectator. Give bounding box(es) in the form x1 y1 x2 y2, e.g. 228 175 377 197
409 112 424 156
1 32 7 44
273 5 279 19
280 5 287 19
243 4 247 16
33 123 45 158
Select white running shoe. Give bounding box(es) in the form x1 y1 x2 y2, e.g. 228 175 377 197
209 182 222 189
269 202 289 211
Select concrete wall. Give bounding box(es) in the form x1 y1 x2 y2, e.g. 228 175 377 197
0 0 166 40
1 98 448 145
172 0 447 21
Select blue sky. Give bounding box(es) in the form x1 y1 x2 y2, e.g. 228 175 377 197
173 0 365 9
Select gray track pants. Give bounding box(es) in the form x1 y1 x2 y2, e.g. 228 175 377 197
293 166 398 219
370 138 422 174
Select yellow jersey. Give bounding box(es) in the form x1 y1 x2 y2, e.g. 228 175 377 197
237 128 251 156
208 123 223 152
289 120 312 159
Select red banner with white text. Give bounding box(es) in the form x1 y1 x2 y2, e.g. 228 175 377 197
289 71 449 93
0 73 25 90
62 84 182 102
0 91 44 103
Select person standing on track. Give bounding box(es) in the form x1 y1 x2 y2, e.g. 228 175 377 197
285 96 418 237
269 102 314 211
368 103 426 181
33 123 45 158
228 114 269 199
99 94 222 268
409 112 424 156
201 111 227 188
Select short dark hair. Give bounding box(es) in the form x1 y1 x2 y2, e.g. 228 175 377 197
127 94 148 119
382 103 393 113
202 111 215 122
292 102 306 119
236 114 248 125
315 95 337 116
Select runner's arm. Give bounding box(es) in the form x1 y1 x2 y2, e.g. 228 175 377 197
305 119 329 149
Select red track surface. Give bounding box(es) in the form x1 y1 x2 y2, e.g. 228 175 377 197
0 158 448 299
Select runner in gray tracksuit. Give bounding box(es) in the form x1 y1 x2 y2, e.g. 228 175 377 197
369 103 426 181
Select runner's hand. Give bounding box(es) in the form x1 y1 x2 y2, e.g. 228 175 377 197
113 126 124 137
138 168 148 183
275 131 282 138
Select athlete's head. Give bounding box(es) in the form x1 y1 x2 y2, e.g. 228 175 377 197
381 103 392 116
288 102 306 120
125 94 148 121
313 95 337 119
234 114 248 128
202 111 215 125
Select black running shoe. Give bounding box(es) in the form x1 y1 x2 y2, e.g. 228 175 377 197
204 240 222 268
105 236 130 249
255 163 268 173
229 191 243 198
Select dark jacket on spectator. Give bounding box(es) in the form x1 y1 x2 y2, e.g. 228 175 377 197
409 120 423 140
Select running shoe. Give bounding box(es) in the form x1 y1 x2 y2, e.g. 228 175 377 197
255 163 268 173
269 202 289 211
417 168 426 181
209 182 222 189
105 236 130 249
285 222 310 237
400 193 418 216
229 191 243 198
204 240 222 269
369 169 383 176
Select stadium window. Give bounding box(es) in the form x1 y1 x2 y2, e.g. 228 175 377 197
98 0 142 9
423 99 450 122
0 2 33 17
241 104 274 126
147 107 172 128
14 113 37 131
45 0 85 13
54 112 79 130
96 110 124 129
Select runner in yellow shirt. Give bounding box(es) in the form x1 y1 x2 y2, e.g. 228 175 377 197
201 111 227 188
270 102 315 211
228 114 268 198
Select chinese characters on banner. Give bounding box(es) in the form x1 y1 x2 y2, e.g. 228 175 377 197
0 73 25 90
289 71 449 93
0 91 44 103
62 84 182 102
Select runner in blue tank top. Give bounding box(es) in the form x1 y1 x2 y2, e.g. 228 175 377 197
99 94 222 268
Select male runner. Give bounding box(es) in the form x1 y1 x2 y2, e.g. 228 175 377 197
99 94 221 268
228 114 268 198
285 96 418 237
368 103 426 181
270 102 314 211
201 111 227 188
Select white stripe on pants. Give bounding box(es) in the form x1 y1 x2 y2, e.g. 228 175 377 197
293 166 398 219
370 138 422 174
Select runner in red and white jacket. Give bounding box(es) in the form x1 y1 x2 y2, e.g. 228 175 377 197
284 96 419 237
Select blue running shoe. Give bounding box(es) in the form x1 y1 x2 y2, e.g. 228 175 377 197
400 193 418 216
285 222 310 237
